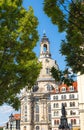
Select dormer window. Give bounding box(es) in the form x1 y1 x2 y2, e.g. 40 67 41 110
61 87 66 92
69 86 74 91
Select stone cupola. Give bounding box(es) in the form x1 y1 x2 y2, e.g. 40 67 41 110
39 33 51 58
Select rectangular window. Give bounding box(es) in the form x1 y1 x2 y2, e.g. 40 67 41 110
46 68 50 74
35 114 39 122
48 114 51 121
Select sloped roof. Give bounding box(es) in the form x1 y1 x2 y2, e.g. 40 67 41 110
13 114 20 120
51 81 77 94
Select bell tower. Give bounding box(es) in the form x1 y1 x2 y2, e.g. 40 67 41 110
40 33 51 58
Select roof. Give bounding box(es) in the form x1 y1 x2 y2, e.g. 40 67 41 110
13 114 20 120
41 33 49 42
51 81 78 94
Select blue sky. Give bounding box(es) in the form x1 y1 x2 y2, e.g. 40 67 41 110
0 0 66 126
22 0 66 70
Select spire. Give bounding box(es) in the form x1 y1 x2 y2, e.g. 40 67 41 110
41 32 49 43
43 29 46 35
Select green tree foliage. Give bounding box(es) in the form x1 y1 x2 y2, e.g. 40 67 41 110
51 67 74 86
44 0 84 75
0 0 41 110
0 127 3 130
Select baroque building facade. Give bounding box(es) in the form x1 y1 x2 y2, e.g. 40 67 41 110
51 82 80 130
20 34 80 130
20 33 58 130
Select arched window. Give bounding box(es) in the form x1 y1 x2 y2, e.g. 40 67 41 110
57 120 59 125
64 102 67 107
53 103 55 108
56 96 58 100
54 120 56 125
70 102 73 107
35 114 39 122
70 102 75 107
53 103 59 108
74 119 76 124
69 94 75 99
61 95 63 99
69 94 72 99
46 68 50 74
54 120 59 125
70 110 73 115
72 94 75 98
54 111 59 116
53 96 58 100
73 102 75 106
36 126 39 130
64 95 66 99
53 96 55 100
71 119 74 125
56 103 59 108
61 95 66 100
43 44 47 52
35 104 39 113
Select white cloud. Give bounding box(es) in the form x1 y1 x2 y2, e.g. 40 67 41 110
0 121 7 126
0 105 19 126
0 105 14 114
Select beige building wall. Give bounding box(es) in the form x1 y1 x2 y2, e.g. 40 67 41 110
51 91 80 130
77 74 84 130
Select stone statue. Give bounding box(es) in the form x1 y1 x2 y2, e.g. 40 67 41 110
61 103 66 117
59 103 70 129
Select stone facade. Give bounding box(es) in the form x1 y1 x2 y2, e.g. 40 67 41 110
20 33 58 130
20 34 82 130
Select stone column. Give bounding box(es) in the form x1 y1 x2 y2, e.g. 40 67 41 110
39 95 49 130
27 93 34 130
